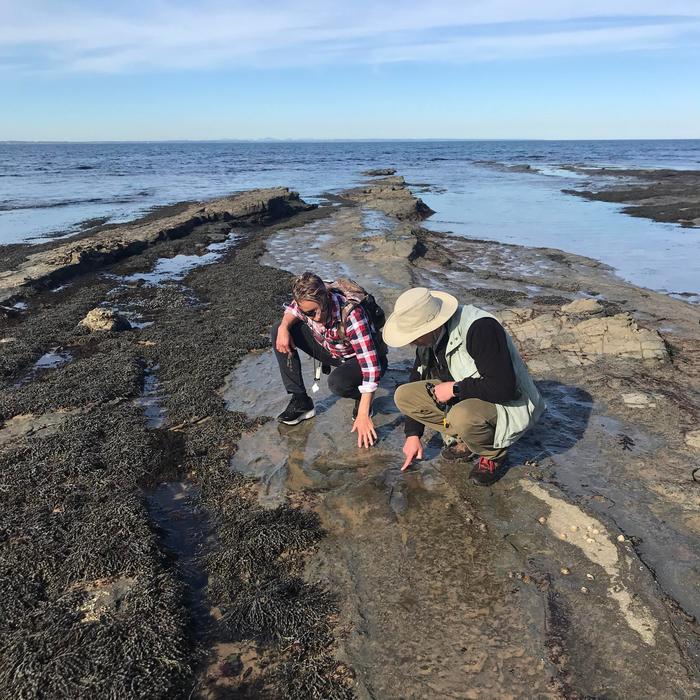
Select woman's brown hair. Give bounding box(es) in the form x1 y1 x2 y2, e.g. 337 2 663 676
292 271 328 306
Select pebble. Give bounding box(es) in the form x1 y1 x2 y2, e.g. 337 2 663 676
559 532 567 540
591 528 600 535
570 525 578 532
560 568 571 576
509 571 530 582
586 537 595 543
617 534 626 542
586 573 595 580
538 516 547 525
580 586 589 594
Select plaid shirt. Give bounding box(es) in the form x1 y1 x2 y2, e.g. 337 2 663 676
285 292 381 393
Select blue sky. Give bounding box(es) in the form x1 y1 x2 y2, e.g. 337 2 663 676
1 1 699 140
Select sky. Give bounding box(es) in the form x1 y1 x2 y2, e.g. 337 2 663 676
1 1 699 141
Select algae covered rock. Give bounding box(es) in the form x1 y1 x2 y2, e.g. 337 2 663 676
362 168 397 176
80 307 132 332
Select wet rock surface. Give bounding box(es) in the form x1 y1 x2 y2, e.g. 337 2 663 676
342 175 435 221
501 308 668 369
561 167 700 228
1 176 699 699
254 190 700 698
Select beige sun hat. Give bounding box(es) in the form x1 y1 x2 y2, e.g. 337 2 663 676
382 287 459 347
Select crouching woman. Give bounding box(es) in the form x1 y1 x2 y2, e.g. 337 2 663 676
271 271 387 448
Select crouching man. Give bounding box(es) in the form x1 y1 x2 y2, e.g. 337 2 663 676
382 287 544 485
272 271 387 448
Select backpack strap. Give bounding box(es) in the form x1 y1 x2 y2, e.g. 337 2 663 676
337 299 359 341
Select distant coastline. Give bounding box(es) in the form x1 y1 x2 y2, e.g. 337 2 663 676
3 137 700 144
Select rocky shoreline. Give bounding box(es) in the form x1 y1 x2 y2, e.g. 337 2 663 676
1 175 698 698
560 166 700 228
474 161 700 229
0 187 312 305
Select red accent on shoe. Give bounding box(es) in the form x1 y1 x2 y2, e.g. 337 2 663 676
478 457 498 474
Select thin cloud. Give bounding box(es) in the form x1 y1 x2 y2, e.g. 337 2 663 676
366 22 688 64
0 1 699 72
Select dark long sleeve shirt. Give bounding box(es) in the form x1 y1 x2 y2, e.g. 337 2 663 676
404 317 518 438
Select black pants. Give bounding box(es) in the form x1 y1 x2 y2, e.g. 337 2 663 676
271 321 387 400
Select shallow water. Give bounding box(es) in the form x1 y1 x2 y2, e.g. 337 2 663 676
34 349 73 370
137 365 166 429
223 349 436 512
145 478 213 640
360 208 395 237
123 233 240 286
418 163 699 299
13 348 74 388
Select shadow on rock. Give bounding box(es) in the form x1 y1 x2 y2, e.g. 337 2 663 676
505 379 594 476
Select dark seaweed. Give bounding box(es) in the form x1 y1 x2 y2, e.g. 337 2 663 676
0 204 351 698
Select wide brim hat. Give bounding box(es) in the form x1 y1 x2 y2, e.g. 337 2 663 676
382 287 459 348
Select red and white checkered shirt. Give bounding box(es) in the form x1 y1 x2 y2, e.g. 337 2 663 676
285 292 382 393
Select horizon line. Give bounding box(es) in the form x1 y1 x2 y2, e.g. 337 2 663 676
2 137 700 145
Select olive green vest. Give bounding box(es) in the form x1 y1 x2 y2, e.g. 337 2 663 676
417 305 545 448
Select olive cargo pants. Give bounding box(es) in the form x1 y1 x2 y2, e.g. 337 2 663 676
394 380 508 462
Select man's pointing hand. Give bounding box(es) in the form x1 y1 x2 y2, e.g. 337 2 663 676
401 435 424 471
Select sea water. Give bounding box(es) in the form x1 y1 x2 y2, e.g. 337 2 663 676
1 140 698 299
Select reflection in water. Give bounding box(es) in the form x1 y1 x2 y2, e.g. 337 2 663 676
145 481 213 638
360 208 394 237
224 350 441 513
123 233 240 286
34 349 73 370
137 364 166 429
419 164 698 298
13 347 74 388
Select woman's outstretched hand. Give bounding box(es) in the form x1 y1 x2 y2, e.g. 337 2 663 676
352 414 377 448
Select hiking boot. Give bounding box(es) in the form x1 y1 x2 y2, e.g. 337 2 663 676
469 456 504 486
352 399 375 420
277 394 315 425
440 441 474 463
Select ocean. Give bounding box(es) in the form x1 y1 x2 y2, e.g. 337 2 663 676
1 140 698 299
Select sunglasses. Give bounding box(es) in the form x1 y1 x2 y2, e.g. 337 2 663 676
300 306 321 318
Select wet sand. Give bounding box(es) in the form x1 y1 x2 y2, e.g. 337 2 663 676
1 175 699 699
